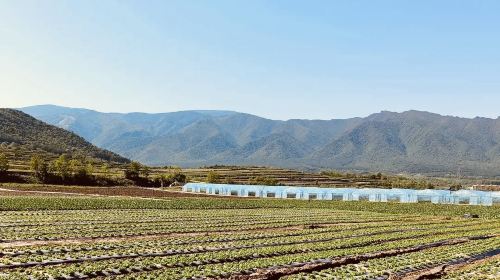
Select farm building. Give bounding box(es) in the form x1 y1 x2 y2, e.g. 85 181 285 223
183 183 500 206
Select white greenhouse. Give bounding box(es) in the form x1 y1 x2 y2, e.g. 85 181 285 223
182 183 500 206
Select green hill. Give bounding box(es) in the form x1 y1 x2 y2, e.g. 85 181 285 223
0 108 129 163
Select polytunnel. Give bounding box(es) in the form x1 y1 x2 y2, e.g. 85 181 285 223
182 183 499 206
415 189 444 203
451 190 494 206
492 192 500 204
283 187 302 199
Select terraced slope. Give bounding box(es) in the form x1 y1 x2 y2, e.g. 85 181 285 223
181 166 383 187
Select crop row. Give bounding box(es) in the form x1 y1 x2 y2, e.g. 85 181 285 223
2 195 499 219
3 223 498 279
442 255 500 280
0 208 370 224
109 232 498 279
0 219 467 258
0 209 426 241
1 217 409 242
286 237 500 279
2 221 483 266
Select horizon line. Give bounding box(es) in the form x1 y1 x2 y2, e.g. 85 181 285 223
15 104 500 122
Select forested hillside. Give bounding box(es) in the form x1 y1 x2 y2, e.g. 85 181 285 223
0 109 129 163
312 111 500 175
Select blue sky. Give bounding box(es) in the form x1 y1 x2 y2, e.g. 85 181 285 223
0 0 499 120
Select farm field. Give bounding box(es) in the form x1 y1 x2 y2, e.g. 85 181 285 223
0 184 214 199
0 194 499 279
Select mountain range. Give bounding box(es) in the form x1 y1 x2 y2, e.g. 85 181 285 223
20 105 500 176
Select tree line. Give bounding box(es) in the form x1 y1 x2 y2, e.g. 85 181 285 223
29 154 113 185
123 161 186 187
0 152 187 187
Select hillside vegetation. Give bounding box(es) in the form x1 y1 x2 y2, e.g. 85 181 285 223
21 105 500 176
0 109 128 163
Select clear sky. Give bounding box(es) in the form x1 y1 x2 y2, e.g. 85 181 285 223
1 0 499 120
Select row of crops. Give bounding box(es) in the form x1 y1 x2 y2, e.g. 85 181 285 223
0 208 499 279
443 256 500 279
1 195 499 219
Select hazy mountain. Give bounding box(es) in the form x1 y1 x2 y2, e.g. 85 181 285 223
21 105 359 166
311 111 500 175
0 108 129 163
20 105 500 176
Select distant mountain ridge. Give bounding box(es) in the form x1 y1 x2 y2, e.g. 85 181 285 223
20 105 500 176
0 108 129 163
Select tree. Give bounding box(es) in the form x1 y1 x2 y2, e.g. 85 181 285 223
156 174 170 188
155 170 187 188
0 153 9 174
171 172 187 184
69 159 81 177
70 159 93 180
124 161 142 179
170 166 182 174
100 163 110 178
53 154 70 180
141 165 151 178
30 154 49 182
85 163 94 177
165 166 186 184
206 171 220 183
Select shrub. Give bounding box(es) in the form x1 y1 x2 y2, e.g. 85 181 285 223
53 154 71 180
124 161 142 179
206 171 220 183
0 152 8 174
30 154 49 183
